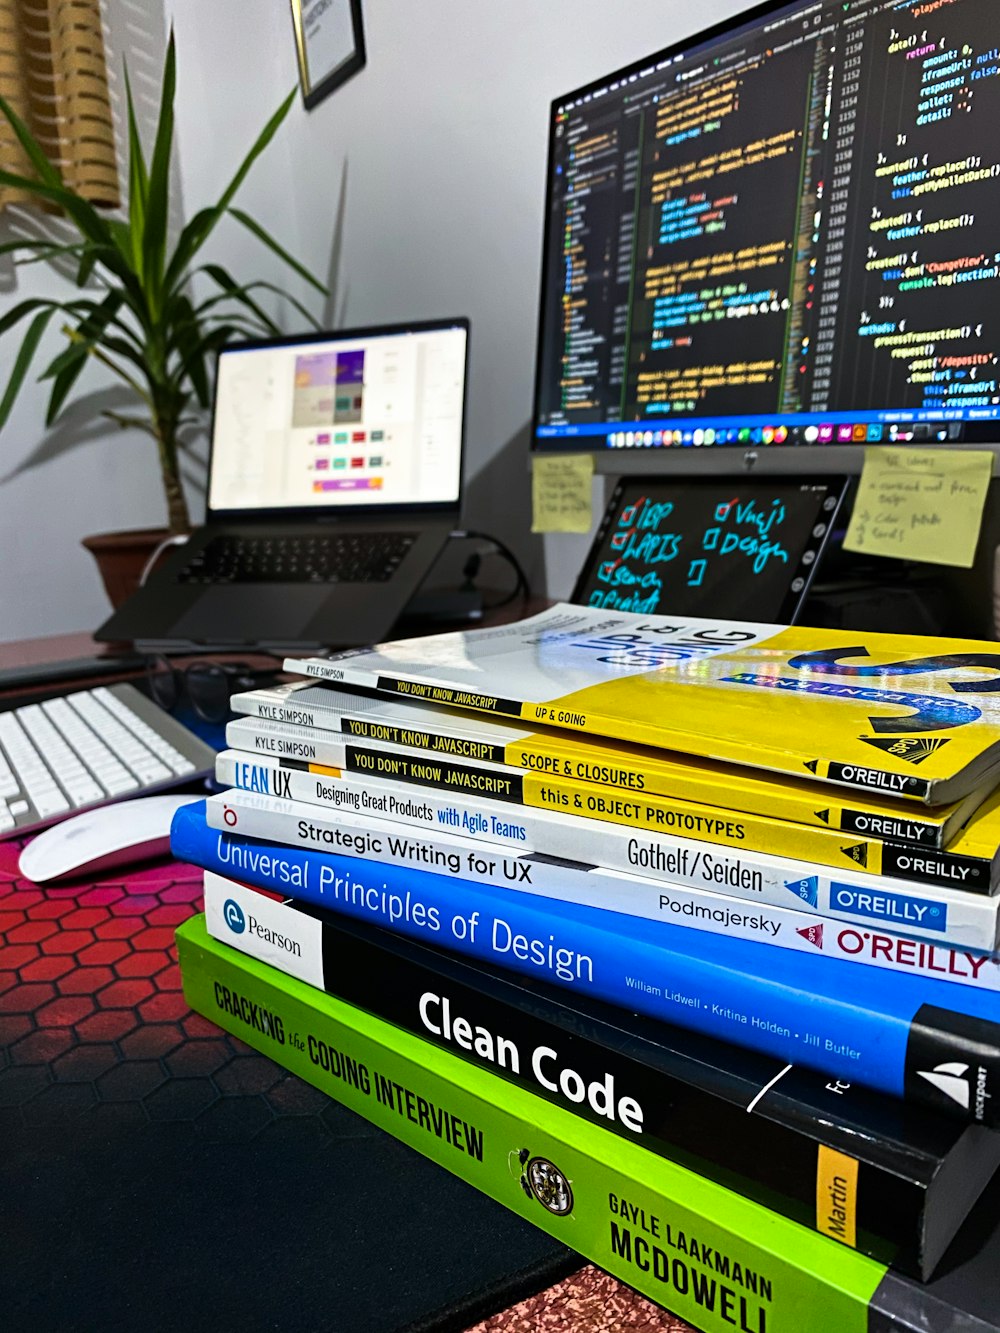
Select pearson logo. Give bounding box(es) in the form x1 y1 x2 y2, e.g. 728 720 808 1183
223 899 246 934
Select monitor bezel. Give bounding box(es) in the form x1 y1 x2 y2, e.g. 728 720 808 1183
206 317 470 522
528 0 1000 478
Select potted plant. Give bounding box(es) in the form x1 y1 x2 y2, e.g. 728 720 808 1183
0 34 325 604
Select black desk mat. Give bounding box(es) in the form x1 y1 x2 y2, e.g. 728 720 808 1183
0 843 578 1332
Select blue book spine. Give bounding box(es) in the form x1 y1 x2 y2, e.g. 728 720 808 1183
171 801 1000 1124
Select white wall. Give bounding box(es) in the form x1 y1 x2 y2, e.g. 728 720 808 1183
0 0 748 640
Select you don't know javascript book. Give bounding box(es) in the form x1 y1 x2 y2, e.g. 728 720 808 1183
286 604 1000 804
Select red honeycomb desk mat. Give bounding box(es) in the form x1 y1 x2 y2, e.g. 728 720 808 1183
0 838 582 1333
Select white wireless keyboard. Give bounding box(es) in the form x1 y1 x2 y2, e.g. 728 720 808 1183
0 682 215 838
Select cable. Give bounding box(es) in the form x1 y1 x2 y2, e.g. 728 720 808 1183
138 533 190 587
448 529 531 609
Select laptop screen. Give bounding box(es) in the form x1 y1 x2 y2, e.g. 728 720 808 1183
207 321 468 514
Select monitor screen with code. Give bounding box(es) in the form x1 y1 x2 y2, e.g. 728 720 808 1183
572 475 849 623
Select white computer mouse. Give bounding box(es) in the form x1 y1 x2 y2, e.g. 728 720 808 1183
18 793 203 884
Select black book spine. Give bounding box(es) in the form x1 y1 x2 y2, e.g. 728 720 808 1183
876 841 993 894
254 896 971 1277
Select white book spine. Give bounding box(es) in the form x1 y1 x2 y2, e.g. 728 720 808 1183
226 717 350 765
207 780 1000 980
214 749 1000 951
230 687 341 733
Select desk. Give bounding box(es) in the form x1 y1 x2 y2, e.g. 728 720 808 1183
0 624 696 1332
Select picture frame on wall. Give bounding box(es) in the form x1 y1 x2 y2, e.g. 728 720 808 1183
290 0 366 110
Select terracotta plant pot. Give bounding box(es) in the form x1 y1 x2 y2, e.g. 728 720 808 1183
81 527 175 610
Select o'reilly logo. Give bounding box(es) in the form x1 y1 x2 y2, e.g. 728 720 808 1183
224 899 246 933
831 885 947 932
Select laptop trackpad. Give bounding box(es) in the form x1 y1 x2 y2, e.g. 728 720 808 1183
171 587 329 644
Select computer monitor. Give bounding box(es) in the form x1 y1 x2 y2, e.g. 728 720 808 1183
532 0 1000 475
571 474 848 621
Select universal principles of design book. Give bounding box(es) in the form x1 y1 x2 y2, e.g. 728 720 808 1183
284 603 1000 803
206 788 1000 967
178 915 1000 1333
170 801 1000 1125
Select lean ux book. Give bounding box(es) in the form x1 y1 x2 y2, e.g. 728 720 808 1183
284 603 1000 804
170 801 1000 1125
214 754 1000 958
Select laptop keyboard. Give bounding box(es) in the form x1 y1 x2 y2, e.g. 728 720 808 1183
177 532 417 585
0 682 215 838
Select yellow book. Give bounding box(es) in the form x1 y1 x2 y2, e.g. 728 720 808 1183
232 682 987 850
286 604 1000 805
224 715 1000 894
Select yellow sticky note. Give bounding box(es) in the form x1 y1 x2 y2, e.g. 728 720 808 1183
843 447 993 568
531 453 595 534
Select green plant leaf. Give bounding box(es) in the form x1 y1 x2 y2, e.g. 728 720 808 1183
161 205 216 297
170 294 211 407
39 292 125 381
214 87 296 220
76 249 97 286
0 308 54 429
192 277 321 331
228 208 327 296
142 31 177 311
162 88 297 294
0 92 63 189
202 263 281 333
44 347 89 426
0 238 82 261
0 297 67 339
123 63 149 275
0 166 112 252
169 324 234 395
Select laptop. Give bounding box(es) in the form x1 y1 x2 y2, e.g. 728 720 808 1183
96 318 470 651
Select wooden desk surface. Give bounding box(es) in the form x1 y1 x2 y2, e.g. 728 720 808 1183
0 595 549 698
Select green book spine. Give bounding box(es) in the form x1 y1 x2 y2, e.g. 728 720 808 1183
177 914 886 1333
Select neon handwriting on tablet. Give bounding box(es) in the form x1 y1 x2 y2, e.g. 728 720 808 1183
714 496 787 538
590 491 795 613
608 528 682 563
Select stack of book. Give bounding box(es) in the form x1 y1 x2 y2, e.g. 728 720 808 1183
173 603 1000 1332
